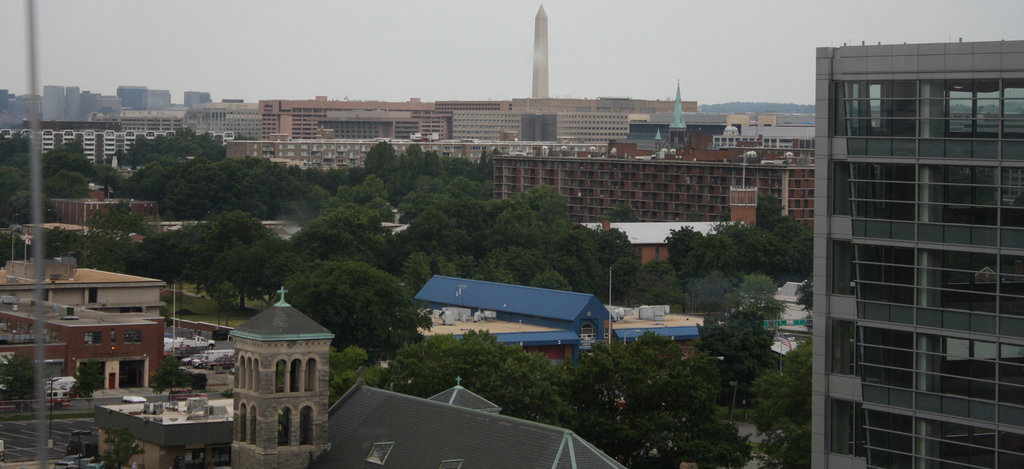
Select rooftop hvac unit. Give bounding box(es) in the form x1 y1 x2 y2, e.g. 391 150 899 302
153 402 164 415
143 403 151 414
483 310 497 319
473 312 483 323
441 311 455 326
1 296 17 304
637 306 655 320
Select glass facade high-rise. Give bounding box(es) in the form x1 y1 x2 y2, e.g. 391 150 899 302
813 41 1024 468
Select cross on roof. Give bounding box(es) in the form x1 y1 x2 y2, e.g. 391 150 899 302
455 376 462 387
275 286 289 306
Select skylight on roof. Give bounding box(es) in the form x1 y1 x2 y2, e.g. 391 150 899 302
439 459 464 469
366 442 394 465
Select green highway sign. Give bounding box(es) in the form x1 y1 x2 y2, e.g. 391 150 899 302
763 319 808 327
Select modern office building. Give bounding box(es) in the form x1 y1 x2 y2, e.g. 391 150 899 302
185 102 261 138
184 91 212 108
813 41 1024 468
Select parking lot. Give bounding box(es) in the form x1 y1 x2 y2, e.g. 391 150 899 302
0 418 96 463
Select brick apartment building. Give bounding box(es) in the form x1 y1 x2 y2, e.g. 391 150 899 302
52 195 158 226
493 151 815 224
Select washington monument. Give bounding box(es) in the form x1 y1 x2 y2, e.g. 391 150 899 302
532 5 548 98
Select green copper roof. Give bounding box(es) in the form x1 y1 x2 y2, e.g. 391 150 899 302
231 303 334 342
670 82 687 130
654 129 662 141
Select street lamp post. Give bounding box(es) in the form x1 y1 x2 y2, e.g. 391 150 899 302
728 380 739 421
607 267 613 345
71 430 91 467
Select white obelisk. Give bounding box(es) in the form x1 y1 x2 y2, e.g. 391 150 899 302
532 5 549 99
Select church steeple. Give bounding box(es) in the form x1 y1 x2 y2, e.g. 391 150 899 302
670 81 686 130
668 82 689 150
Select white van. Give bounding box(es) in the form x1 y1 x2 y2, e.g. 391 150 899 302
196 349 234 369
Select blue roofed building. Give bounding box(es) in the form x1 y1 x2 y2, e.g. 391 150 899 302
416 276 705 362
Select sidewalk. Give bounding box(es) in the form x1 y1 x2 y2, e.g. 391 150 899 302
736 422 763 469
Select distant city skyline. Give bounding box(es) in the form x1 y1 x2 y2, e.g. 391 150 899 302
2 0 1022 105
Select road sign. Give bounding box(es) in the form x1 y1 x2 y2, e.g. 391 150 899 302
763 319 808 327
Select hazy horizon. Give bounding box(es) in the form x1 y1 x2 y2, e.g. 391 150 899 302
3 0 1022 105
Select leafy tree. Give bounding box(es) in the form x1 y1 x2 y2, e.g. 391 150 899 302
696 306 774 408
101 427 144 469
755 194 785 231
71 359 105 399
602 202 638 222
385 332 572 426
730 273 784 320
572 334 750 468
687 271 733 313
290 203 387 266
210 281 237 326
751 339 812 469
530 269 571 290
0 353 34 400
150 357 192 393
400 251 434 293
796 278 813 311
287 261 430 360
633 260 686 307
328 346 381 405
45 169 90 198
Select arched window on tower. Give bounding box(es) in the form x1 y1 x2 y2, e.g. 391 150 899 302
253 358 260 390
239 404 247 443
290 358 301 392
275 360 287 393
300 406 313 445
278 407 291 446
235 356 242 389
305 358 317 392
249 405 257 444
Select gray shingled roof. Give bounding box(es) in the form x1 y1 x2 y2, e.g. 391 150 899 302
230 303 333 341
311 383 626 469
427 385 502 413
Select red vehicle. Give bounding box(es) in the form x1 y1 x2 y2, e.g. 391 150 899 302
168 388 207 401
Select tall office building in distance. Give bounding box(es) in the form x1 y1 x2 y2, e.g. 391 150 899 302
532 5 548 99
813 41 1024 468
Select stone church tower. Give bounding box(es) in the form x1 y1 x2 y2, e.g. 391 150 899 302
231 289 334 469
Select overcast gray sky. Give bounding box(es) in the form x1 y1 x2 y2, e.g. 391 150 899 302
2 0 1022 106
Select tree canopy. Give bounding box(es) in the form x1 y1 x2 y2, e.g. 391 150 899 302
752 339 813 469
572 334 751 469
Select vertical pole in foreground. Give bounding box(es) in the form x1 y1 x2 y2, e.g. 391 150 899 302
607 267 613 345
24 0 50 466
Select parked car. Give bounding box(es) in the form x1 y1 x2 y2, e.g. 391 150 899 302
204 353 235 370
168 388 207 401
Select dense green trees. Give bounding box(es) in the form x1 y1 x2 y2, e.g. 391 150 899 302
0 353 35 400
101 427 144 469
573 334 750 469
287 261 430 360
696 306 775 408
752 340 813 469
150 357 192 393
385 331 573 425
71 359 105 399
384 331 750 468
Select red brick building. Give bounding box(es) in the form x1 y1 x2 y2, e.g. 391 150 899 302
493 152 814 225
0 299 164 388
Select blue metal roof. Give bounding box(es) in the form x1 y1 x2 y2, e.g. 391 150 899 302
614 326 700 342
452 331 580 347
493 331 581 346
415 276 607 323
